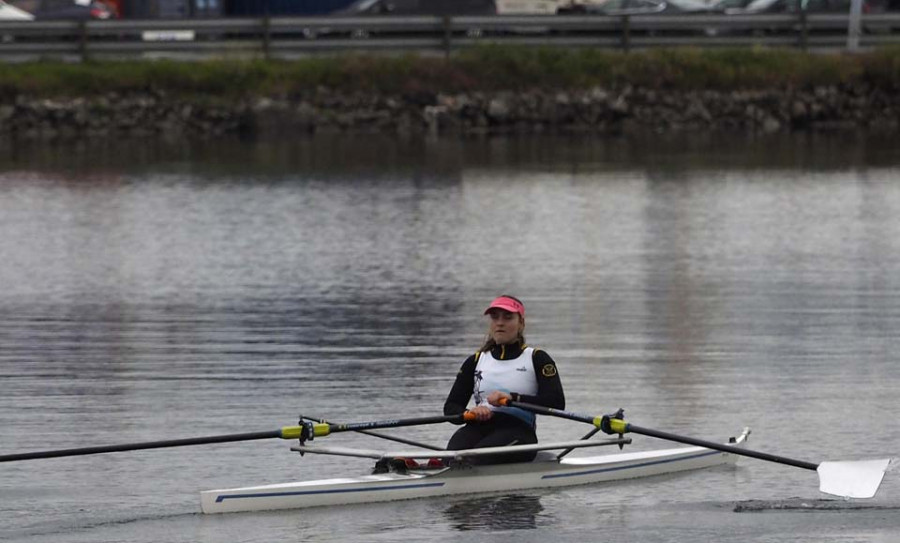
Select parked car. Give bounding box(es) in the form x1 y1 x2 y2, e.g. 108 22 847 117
556 0 667 14
557 0 729 38
301 0 497 38
722 0 896 35
557 0 730 14
724 0 873 13
664 0 726 11
29 0 117 20
0 0 34 19
0 1 33 45
0 0 33 44
332 0 497 15
495 0 563 14
709 0 754 9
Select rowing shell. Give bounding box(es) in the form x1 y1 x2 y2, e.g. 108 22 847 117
200 427 750 513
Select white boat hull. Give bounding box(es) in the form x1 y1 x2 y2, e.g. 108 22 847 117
201 429 748 513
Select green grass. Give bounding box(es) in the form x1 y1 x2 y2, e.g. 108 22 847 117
0 47 897 99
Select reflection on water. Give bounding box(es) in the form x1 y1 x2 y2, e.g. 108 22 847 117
443 494 547 531
2 131 900 179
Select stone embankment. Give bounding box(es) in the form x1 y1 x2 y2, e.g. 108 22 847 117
1 84 897 139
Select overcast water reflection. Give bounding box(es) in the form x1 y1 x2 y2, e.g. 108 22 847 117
1 134 899 543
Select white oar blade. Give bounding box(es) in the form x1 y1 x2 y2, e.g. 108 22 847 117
817 458 892 499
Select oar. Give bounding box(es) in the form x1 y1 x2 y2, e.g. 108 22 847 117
299 414 444 451
503 399 892 499
0 412 474 463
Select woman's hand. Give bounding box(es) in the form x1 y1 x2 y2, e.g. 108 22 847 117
469 405 493 421
470 392 513 421
486 391 512 407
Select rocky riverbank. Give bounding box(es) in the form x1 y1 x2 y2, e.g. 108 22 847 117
1 83 897 140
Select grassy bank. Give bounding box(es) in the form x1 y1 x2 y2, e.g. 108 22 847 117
1 46 899 99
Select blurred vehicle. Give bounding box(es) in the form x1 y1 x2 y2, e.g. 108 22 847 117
0 0 34 19
709 0 754 9
0 0 33 45
561 0 743 13
332 0 496 15
495 0 563 13
664 0 725 11
29 0 117 20
301 0 497 38
724 0 873 13
556 0 668 14
557 0 729 38
722 0 897 34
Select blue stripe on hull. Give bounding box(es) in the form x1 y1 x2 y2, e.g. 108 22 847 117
542 450 723 480
215 482 446 503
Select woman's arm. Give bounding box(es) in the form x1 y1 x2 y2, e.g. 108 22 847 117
443 354 478 416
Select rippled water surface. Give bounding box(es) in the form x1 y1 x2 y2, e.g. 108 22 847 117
1 134 899 542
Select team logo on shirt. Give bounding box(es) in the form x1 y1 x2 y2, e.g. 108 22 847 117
541 364 557 377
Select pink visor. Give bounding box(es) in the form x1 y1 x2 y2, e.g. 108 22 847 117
484 296 525 317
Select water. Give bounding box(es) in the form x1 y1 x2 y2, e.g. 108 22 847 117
1 134 899 542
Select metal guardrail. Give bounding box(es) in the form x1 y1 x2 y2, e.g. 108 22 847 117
1 14 899 61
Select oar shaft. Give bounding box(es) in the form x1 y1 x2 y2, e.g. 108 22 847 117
310 413 471 438
1 413 473 462
330 414 468 433
625 424 819 471
0 430 285 463
505 400 820 472
300 415 444 451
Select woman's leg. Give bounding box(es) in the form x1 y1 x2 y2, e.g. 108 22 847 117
447 423 490 451
447 416 537 465
470 420 537 464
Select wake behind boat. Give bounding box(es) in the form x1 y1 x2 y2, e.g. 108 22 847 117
199 428 751 513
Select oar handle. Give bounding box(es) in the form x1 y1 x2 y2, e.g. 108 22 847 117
499 399 599 425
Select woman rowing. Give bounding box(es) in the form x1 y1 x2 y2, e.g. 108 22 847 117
443 295 565 464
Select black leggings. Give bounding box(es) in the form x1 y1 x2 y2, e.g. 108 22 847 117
446 414 537 465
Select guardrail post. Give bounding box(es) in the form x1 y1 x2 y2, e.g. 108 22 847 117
797 9 808 51
847 0 863 52
262 14 271 60
620 15 631 52
79 20 89 62
442 15 452 59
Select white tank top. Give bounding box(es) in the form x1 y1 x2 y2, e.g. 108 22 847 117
474 347 538 426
